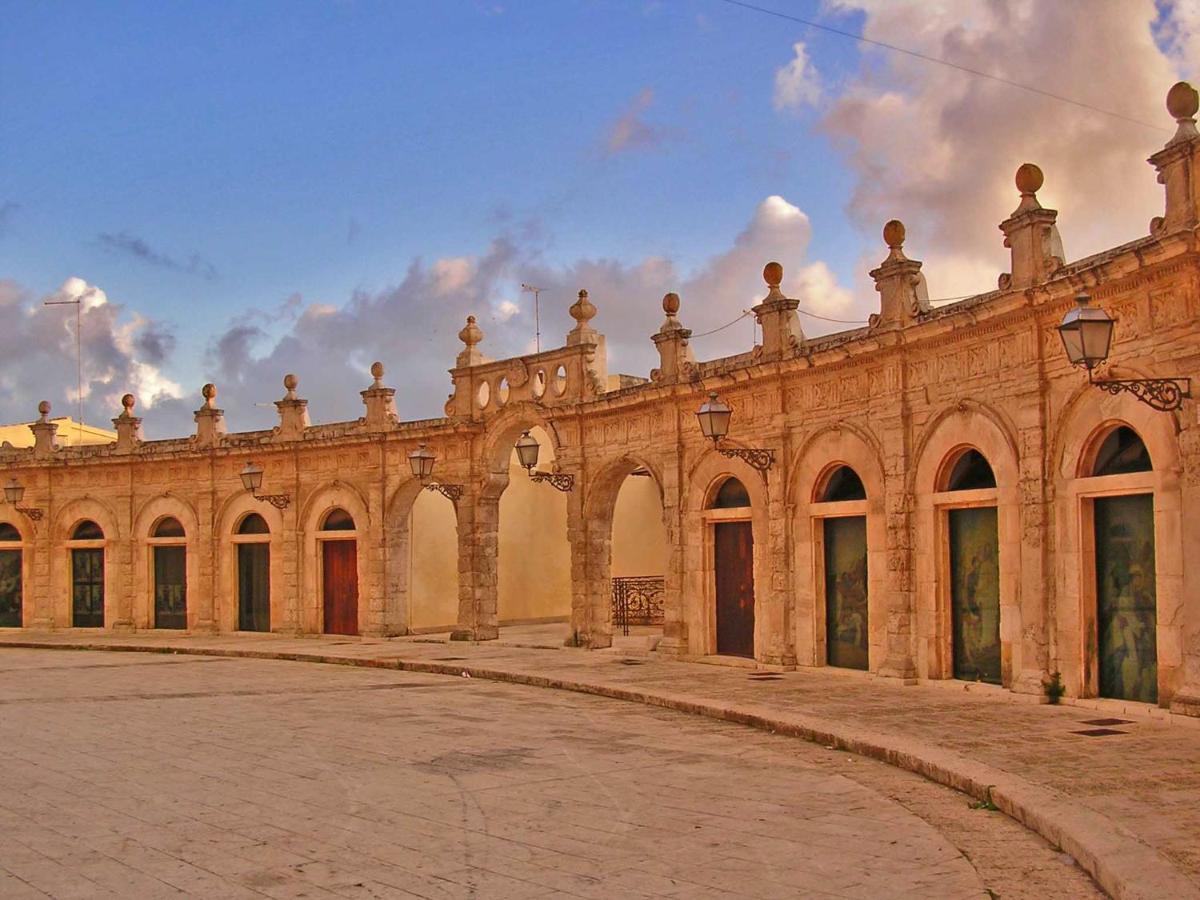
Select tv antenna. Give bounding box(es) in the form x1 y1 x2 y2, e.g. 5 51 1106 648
43 293 84 445
520 283 544 354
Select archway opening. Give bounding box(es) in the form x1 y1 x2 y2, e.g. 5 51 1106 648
609 466 667 645
150 516 187 630
814 465 868 670
707 476 754 659
0 522 21 627
68 519 105 627
235 512 271 632
498 426 570 636
408 488 460 632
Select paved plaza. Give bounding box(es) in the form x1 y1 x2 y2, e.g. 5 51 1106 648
0 647 1099 899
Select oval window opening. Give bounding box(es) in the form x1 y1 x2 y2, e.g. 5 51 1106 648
944 449 996 491
818 465 866 502
153 517 185 538
237 513 270 535
71 520 104 541
708 477 751 509
1091 426 1152 477
0 523 20 541
321 508 356 531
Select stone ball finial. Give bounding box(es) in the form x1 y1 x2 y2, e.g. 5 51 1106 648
663 292 680 316
202 383 216 401
37 400 51 419
569 288 597 326
1015 162 1044 195
1167 81 1199 120
763 261 783 289
283 373 298 393
121 393 135 413
883 219 906 249
370 361 384 380
459 315 483 347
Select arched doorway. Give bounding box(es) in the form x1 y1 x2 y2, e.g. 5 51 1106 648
1086 425 1157 703
814 465 868 670
150 516 187 629
603 463 668 644
0 522 23 627
319 507 359 635
937 448 1000 684
708 477 754 658
235 513 271 632
407 488 459 632
68 520 105 627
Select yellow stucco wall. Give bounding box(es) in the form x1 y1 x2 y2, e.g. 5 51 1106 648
611 475 667 577
0 418 115 449
407 489 459 630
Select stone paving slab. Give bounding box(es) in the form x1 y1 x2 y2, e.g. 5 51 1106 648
1 630 1195 899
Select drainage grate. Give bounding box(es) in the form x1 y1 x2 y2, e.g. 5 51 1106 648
1072 728 1128 737
1080 718 1133 726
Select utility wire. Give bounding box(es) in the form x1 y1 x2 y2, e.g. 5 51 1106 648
713 0 1169 133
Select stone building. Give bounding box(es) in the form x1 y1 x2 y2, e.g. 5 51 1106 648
1 83 1198 714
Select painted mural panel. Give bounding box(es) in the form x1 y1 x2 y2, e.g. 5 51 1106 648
1095 494 1157 704
824 516 868 670
948 507 1001 684
0 550 21 627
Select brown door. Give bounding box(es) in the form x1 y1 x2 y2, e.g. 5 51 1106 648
323 540 359 635
715 521 754 658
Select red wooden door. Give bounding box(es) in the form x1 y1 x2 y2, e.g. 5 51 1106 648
715 521 754 658
323 540 359 635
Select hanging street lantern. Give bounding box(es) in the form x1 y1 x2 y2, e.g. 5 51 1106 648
2 477 43 522
514 430 573 492
1058 292 1190 412
408 443 462 501
240 461 290 509
694 391 774 473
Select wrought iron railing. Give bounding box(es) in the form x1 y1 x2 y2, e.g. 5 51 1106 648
612 575 665 636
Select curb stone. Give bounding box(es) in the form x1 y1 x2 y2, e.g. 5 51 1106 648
1 639 1194 900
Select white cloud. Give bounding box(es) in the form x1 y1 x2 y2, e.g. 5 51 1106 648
774 41 821 111
605 88 663 156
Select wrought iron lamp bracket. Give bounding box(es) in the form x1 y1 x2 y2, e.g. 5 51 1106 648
14 505 44 522
530 470 575 492
425 482 464 502
253 492 291 510
1087 369 1191 413
717 445 775 473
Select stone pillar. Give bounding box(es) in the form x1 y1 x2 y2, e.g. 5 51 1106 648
276 496 301 635
28 469 53 629
360 362 398 430
274 374 310 441
29 401 58 460
193 384 226 448
1149 81 1200 237
567 477 611 648
452 484 500 641
998 164 1064 291
1011 417 1051 696
876 418 918 683
111 394 143 454
752 263 803 359
192 477 217 633
869 221 930 330
654 459 687 657
1170 380 1200 715
760 464 797 668
651 292 696 383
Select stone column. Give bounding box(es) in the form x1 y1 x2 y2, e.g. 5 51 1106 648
452 483 500 641
760 464 797 668
360 362 398 429
654 455 688 657
650 292 695 384
1011 415 1051 696
997 164 1064 291
192 464 217 632
751 263 803 359
274 374 310 440
1149 81 1200 237
567 475 611 648
193 384 226 448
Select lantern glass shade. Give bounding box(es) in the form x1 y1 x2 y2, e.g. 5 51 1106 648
4 478 23 505
408 444 436 480
1058 293 1114 370
514 431 541 471
240 462 264 493
696 392 732 443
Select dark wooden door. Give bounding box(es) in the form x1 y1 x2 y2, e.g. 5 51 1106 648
715 521 754 658
825 516 868 670
1095 494 1157 703
238 543 270 632
154 546 187 629
323 540 359 635
0 549 21 627
72 549 105 627
949 507 1001 684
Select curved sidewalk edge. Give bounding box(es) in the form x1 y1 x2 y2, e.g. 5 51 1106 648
2 638 1193 900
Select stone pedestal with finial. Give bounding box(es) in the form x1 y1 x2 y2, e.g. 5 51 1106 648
111 394 143 453
752 262 803 360
360 361 398 430
1150 81 1200 236
274 374 310 441
193 383 226 448
998 163 1064 290
30 401 58 460
651 292 696 383
869 220 930 330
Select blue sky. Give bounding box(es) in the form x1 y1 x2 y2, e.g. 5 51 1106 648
0 1 1193 435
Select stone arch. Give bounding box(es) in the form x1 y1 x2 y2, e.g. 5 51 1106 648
911 404 1021 685
478 404 564 490
1050 381 1185 706
0 514 27 628
299 481 372 635
384 472 464 637
131 493 201 630
789 424 887 671
51 495 123 629
682 448 772 660
214 490 286 633
575 452 670 647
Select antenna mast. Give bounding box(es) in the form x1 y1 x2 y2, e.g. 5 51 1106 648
520 283 544 354
44 295 84 445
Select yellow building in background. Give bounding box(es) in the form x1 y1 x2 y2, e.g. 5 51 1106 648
0 417 115 449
